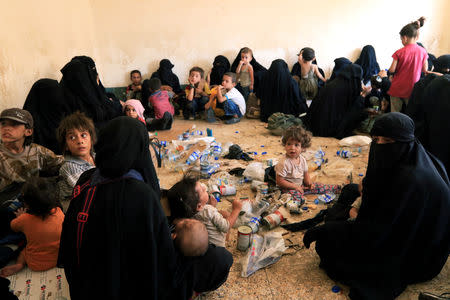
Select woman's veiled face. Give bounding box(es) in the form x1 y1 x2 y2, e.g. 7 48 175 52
372 136 395 144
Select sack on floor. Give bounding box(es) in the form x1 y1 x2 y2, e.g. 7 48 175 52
241 231 287 277
267 113 303 136
246 93 260 119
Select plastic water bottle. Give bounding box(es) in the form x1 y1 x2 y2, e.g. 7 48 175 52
201 163 220 178
212 144 222 160
336 150 352 158
200 150 211 169
315 193 336 204
186 151 200 165
314 147 325 168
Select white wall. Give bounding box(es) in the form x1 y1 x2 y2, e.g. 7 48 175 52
0 0 448 110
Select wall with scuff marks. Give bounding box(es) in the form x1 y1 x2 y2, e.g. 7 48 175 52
0 0 449 110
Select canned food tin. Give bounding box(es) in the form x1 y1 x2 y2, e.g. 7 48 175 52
262 210 285 229
237 225 252 251
247 217 261 233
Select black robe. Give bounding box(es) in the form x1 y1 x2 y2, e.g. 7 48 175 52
22 79 64 154
58 117 232 300
257 59 307 122
58 117 176 299
415 75 450 174
59 56 122 128
354 45 380 84
329 57 352 82
230 47 267 95
150 59 182 94
209 55 230 86
304 113 450 300
308 64 365 138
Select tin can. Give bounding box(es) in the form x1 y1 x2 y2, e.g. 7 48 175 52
258 183 269 195
262 210 285 229
247 217 261 233
237 225 252 251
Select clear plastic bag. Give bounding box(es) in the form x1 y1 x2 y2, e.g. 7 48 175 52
240 231 287 278
243 162 265 182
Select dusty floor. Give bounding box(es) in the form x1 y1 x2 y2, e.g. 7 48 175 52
155 117 450 300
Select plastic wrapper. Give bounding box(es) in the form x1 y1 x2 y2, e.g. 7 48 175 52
240 231 287 278
243 162 265 182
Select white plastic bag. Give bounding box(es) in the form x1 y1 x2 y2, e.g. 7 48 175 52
240 231 287 277
243 162 265 182
339 135 372 147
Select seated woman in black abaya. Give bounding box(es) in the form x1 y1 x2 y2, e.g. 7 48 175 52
303 113 450 300
257 59 307 122
307 63 366 138
58 117 231 300
59 56 123 128
22 79 64 154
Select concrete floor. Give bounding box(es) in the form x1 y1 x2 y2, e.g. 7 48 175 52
155 117 450 300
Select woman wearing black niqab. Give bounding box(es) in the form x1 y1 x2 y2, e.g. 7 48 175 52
209 55 231 86
414 74 450 175
58 117 231 300
59 56 122 128
303 113 450 300
22 79 64 154
150 59 182 94
354 45 380 84
329 57 352 82
257 59 307 122
307 64 365 138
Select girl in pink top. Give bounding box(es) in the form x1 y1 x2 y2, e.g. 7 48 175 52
388 17 428 112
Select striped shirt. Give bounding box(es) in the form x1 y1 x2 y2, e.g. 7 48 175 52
58 155 95 200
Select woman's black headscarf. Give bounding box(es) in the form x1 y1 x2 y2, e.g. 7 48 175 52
417 42 437 72
58 117 178 299
257 59 307 122
59 56 122 127
209 55 230 86
433 54 450 74
22 79 64 154
303 112 450 299
307 64 365 138
354 45 380 84
329 57 352 82
150 59 182 94
230 47 267 94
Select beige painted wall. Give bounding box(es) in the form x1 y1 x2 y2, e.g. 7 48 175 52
0 0 449 111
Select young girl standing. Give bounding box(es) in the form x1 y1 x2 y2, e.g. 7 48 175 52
388 17 428 112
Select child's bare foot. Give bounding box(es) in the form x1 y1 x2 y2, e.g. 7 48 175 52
0 263 25 277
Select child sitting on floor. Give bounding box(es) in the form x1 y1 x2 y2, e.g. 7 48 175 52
56 112 96 210
126 70 143 100
205 72 246 124
147 78 174 131
124 99 146 124
275 125 341 206
0 178 64 276
171 218 209 257
167 175 242 248
0 108 63 203
183 67 211 120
